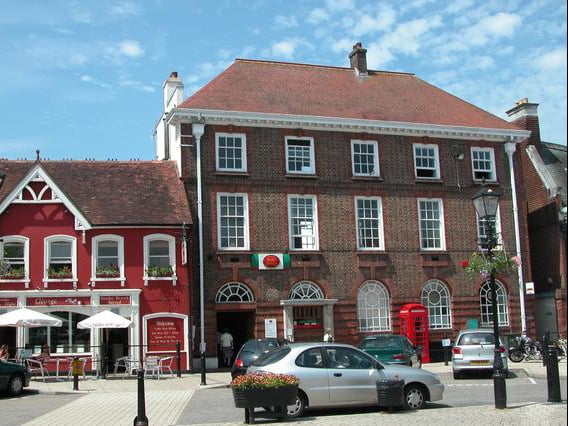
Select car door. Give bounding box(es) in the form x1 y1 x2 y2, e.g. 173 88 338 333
324 347 379 404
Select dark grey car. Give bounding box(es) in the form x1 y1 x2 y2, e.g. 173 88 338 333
230 338 281 378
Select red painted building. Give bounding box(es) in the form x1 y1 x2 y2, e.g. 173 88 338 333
0 158 193 372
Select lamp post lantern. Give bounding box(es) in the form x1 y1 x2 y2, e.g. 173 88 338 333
472 186 507 409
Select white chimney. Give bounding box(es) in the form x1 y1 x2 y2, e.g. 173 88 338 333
163 71 184 112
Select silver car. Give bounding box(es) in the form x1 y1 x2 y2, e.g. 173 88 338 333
451 328 509 379
247 342 444 417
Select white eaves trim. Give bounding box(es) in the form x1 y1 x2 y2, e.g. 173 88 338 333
525 145 558 198
0 163 92 230
168 108 531 143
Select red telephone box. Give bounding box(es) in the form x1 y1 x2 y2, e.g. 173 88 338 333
399 303 430 363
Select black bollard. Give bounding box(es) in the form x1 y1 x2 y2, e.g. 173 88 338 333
546 344 561 402
133 369 149 426
176 341 181 378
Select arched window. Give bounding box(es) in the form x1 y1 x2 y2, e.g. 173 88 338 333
420 279 451 329
216 282 255 303
480 279 509 326
289 281 324 300
357 280 390 332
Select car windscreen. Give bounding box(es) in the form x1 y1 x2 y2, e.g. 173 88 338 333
251 346 291 366
458 332 495 345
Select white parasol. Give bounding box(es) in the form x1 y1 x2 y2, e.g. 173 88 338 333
77 310 132 329
0 307 63 327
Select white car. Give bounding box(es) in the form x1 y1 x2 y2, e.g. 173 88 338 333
247 342 444 417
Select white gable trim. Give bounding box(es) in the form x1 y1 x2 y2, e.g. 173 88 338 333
168 108 530 143
525 145 558 198
0 163 92 230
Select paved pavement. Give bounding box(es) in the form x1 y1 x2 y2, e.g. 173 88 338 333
16 359 568 425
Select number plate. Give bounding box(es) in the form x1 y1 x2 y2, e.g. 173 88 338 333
470 360 490 365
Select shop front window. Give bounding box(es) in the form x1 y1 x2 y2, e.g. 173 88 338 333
28 311 90 354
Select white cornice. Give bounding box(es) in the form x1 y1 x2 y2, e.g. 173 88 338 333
167 108 530 143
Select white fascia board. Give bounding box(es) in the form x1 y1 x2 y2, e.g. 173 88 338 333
168 108 531 143
525 145 558 197
0 163 92 230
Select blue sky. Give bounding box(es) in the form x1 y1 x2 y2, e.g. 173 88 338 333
0 0 566 161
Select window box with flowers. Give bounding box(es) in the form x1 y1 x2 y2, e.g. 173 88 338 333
95 265 121 278
145 265 174 278
230 373 300 423
47 265 73 279
1 266 26 280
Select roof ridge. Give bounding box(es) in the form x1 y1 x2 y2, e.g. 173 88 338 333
234 58 415 76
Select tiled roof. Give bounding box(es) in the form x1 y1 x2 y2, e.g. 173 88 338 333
0 160 191 226
180 59 520 131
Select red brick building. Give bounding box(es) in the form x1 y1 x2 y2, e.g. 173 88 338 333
0 158 193 372
156 43 533 364
506 99 567 339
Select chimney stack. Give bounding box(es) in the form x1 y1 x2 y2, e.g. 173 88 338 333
349 42 368 76
506 98 541 145
163 71 184 112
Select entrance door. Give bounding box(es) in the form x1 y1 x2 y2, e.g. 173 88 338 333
216 312 254 366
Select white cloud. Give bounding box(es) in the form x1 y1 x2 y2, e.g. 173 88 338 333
118 40 144 58
381 16 443 56
271 39 300 59
325 0 355 11
353 5 397 37
275 15 298 29
465 13 522 46
307 8 329 24
532 47 567 72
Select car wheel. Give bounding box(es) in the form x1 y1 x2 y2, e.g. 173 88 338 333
7 374 25 396
453 371 461 380
403 384 426 410
286 392 307 418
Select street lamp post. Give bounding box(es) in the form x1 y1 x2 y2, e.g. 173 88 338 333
472 186 507 410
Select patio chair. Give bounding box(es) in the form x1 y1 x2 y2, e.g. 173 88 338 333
144 356 160 379
26 358 48 382
113 356 137 377
158 356 174 377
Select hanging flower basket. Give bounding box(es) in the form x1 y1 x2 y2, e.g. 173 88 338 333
461 250 520 279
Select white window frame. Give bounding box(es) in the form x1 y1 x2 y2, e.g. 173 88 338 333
471 147 496 182
288 195 319 251
0 236 30 285
420 279 452 329
413 143 440 179
476 207 503 251
44 235 77 285
355 196 385 250
217 193 250 250
357 280 391 332
216 132 247 172
143 234 177 285
351 140 380 177
480 279 509 327
285 137 315 174
417 198 446 250
91 235 125 286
